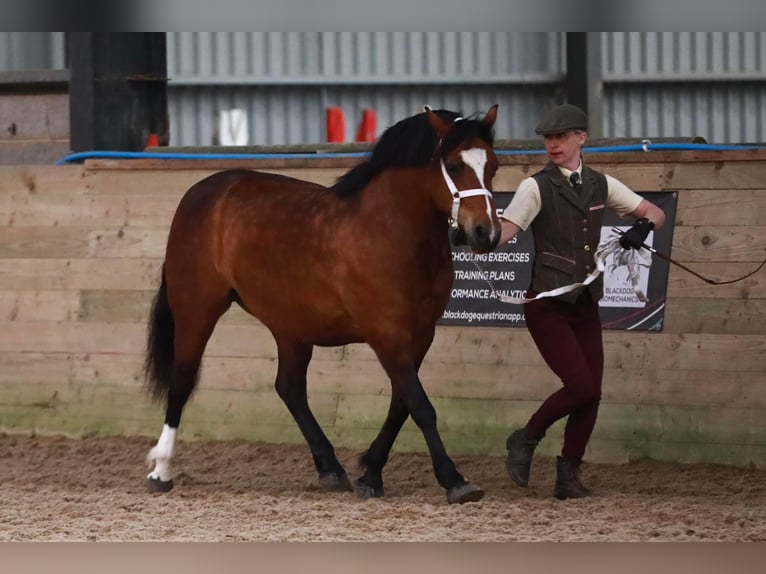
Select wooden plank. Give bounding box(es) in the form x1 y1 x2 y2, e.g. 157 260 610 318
663 161 766 190
0 227 90 258
2 380 764 467
0 165 84 196
496 163 664 193
593 402 766 445
258 168 347 187
586 163 665 191
675 189 766 226
0 384 337 441
601 369 766 409
663 297 766 335
0 322 149 354
0 194 181 228
64 350 766 409
494 165 541 191
584 437 766 468
0 258 163 291
76 290 261 324
2 403 763 468
670 225 766 262
77 290 151 323
83 158 361 173
427 329 766 373
3 321 762 374
582 149 766 165
87 227 169 258
0 289 80 321
83 169 211 197
1 320 763 376
0 352 73 384
78 149 766 172
71 352 146 388
82 167 347 195
666 262 766 298
333 395 766 452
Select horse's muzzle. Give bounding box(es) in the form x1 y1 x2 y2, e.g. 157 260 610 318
466 224 501 254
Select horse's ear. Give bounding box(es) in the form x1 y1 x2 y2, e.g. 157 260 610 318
483 104 499 127
426 107 451 139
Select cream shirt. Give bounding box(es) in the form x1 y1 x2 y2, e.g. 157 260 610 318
501 163 643 231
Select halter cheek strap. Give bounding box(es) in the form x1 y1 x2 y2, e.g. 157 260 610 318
440 160 494 229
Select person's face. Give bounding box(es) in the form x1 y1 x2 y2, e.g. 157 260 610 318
543 130 587 169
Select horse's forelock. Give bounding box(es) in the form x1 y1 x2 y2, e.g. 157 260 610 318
439 116 495 156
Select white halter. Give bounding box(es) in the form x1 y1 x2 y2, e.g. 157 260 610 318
439 156 494 229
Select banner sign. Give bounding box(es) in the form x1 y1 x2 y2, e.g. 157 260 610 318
440 191 678 331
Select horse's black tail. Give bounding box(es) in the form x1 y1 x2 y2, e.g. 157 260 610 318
144 264 175 401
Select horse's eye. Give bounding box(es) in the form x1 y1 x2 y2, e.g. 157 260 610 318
446 164 462 177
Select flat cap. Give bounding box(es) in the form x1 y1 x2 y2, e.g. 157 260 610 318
535 104 588 135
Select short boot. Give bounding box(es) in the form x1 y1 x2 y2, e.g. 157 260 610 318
554 456 592 500
505 428 540 487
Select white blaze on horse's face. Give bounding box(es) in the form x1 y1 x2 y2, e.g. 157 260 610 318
460 148 487 181
460 147 495 222
440 146 500 249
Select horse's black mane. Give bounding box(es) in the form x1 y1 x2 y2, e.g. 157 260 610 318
332 108 495 197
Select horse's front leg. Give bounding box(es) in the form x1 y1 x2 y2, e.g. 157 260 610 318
403 371 484 504
373 355 484 504
354 390 409 498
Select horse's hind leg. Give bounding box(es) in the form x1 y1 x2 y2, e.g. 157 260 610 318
146 295 229 492
274 339 352 492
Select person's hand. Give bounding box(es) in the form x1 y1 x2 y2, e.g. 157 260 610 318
619 217 654 250
450 227 467 247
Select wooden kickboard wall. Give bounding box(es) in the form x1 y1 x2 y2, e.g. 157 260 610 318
0 150 764 468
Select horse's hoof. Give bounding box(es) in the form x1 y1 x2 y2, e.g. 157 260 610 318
147 477 174 493
319 472 353 492
447 482 484 504
353 480 384 499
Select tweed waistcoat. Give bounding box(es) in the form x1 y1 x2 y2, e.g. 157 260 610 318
529 163 608 303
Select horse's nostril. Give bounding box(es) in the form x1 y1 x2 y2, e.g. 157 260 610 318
474 226 489 242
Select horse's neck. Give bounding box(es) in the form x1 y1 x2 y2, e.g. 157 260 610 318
376 168 449 226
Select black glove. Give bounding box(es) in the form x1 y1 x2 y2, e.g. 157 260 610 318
619 217 654 250
450 227 467 247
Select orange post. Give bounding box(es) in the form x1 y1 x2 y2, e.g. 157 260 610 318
355 109 377 142
326 107 346 142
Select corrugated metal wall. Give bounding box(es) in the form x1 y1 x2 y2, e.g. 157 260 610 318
2 33 765 145
167 32 564 85
167 84 560 146
601 33 766 142
166 32 563 145
0 32 66 71
166 32 766 146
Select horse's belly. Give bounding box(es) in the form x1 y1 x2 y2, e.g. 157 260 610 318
237 291 361 345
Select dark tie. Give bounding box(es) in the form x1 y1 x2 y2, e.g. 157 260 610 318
569 172 581 193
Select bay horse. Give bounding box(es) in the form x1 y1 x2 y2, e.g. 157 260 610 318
144 105 501 504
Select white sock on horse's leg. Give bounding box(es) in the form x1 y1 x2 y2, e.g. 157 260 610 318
147 424 177 482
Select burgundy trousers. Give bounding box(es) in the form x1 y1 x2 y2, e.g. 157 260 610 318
523 291 604 462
